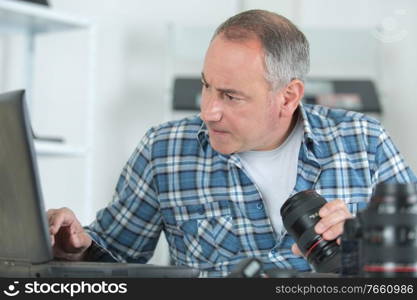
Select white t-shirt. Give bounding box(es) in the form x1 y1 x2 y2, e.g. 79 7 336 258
237 118 304 237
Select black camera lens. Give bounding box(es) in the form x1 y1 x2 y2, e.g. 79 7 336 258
281 190 341 273
362 183 417 277
341 217 362 276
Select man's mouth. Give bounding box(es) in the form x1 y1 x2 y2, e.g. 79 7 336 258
209 128 229 135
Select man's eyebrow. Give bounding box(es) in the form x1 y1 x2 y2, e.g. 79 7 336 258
217 87 248 97
201 72 248 98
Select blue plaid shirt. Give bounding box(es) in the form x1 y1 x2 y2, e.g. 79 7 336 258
85 104 416 277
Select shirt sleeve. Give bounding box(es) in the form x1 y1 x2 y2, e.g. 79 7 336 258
84 128 163 263
373 125 417 184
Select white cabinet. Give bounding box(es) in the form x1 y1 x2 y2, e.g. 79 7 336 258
0 0 96 224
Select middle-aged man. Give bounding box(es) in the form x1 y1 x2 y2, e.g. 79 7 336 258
48 9 417 277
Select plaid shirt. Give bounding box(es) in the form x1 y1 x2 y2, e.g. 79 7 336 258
85 104 416 277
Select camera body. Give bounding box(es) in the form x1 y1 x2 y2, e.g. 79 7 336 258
231 183 417 278
341 183 417 277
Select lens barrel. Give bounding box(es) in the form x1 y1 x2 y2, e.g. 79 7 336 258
281 190 341 273
341 217 362 276
362 183 417 277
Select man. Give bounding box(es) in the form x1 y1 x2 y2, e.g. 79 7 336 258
48 10 416 277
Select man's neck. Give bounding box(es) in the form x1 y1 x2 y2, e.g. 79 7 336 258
275 108 300 149
249 108 300 152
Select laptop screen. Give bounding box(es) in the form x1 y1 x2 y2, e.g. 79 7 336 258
0 90 53 264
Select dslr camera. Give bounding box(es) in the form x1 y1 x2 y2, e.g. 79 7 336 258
230 182 417 278
341 182 417 277
280 183 417 277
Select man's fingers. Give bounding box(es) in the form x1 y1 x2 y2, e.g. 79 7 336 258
322 222 345 240
319 199 348 217
49 214 66 235
48 209 65 234
69 229 85 248
291 243 303 257
67 229 92 252
47 207 82 249
68 231 80 249
289 200 351 259
47 208 75 235
315 208 351 234
47 207 92 260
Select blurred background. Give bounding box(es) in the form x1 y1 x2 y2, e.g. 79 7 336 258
0 0 416 265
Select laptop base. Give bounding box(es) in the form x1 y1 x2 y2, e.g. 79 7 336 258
0 260 200 278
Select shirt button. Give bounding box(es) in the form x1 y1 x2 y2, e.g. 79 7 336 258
257 203 263 210
225 216 232 221
271 249 276 254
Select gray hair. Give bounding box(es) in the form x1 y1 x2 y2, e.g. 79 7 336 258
212 9 310 90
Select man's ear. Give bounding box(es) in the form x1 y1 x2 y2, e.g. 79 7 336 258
281 79 304 117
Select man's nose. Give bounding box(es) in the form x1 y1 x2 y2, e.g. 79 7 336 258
201 97 222 123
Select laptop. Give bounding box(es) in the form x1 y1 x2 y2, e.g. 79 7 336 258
0 90 200 278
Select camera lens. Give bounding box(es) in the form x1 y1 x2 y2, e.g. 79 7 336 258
341 217 362 276
281 190 341 273
362 183 417 277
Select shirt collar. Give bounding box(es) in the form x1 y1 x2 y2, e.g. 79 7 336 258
298 104 322 167
197 118 242 166
197 115 209 149
298 103 320 148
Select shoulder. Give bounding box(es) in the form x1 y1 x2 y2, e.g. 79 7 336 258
143 114 203 143
140 115 203 159
127 114 203 168
302 104 382 137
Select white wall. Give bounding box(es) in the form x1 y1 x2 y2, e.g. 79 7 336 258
297 0 417 173
1 0 416 265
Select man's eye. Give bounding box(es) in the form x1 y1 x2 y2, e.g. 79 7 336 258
225 94 236 101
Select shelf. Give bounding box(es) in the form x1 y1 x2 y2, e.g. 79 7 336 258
0 0 90 34
34 141 87 157
0 0 96 223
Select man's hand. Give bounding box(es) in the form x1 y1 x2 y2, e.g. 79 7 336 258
291 199 352 256
47 207 92 261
